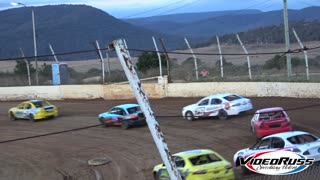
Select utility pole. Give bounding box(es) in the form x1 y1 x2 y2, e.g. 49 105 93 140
283 0 292 78
11 2 39 85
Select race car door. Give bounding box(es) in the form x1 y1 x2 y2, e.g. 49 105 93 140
207 98 224 116
194 99 209 117
22 102 33 119
14 102 26 119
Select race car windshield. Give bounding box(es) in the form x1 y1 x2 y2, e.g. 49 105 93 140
32 101 50 108
223 95 242 101
127 106 140 114
189 154 221 166
259 111 284 120
287 134 318 144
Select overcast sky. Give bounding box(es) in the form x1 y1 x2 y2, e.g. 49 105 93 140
1 0 319 18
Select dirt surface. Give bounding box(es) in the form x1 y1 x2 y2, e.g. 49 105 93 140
0 97 319 180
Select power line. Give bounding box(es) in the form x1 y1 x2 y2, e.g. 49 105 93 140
127 45 320 56
294 0 320 7
143 0 274 33
156 0 202 16
0 45 320 62
122 0 187 19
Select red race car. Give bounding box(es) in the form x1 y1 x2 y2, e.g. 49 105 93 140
250 107 292 139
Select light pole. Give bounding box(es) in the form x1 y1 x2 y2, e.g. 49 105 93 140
11 2 39 85
283 0 292 78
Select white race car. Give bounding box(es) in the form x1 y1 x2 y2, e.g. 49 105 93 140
182 93 252 121
233 131 320 173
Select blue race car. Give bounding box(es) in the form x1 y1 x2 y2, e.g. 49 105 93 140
98 104 146 129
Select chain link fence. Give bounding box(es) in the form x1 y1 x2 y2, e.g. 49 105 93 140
1 41 320 86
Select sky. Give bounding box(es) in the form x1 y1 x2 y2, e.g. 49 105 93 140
1 0 320 18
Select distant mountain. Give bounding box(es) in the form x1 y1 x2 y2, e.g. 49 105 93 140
125 9 262 24
0 5 185 60
125 7 320 38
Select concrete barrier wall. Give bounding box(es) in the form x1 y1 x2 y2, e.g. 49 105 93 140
0 81 319 101
60 85 103 99
103 83 165 99
167 82 320 98
0 86 61 100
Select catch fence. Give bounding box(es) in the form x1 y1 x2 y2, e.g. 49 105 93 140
1 39 320 86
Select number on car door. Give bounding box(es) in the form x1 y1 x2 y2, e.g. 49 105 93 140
195 99 209 116
23 103 33 119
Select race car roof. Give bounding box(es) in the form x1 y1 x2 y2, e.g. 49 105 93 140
115 104 139 109
256 107 284 113
263 131 312 139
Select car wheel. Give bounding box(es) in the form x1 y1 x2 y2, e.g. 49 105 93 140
99 117 110 127
153 172 157 180
9 112 16 120
121 120 130 130
218 110 228 120
241 165 251 175
29 114 35 122
251 127 260 141
185 111 194 121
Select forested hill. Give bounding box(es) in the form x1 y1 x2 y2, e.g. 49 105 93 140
213 21 320 45
0 5 184 60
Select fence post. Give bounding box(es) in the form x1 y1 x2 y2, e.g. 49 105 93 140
19 48 31 86
292 28 309 80
94 40 105 84
184 37 199 80
152 36 163 77
236 34 252 80
49 44 59 63
159 38 172 83
111 39 182 180
105 48 111 79
216 36 224 78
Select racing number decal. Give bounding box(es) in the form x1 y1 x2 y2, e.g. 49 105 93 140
195 107 205 116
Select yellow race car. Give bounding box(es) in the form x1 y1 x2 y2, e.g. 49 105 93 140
153 149 234 180
8 100 58 122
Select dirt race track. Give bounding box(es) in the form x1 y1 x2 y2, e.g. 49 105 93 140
0 97 319 180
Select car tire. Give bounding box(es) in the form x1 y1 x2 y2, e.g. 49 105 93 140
121 120 130 130
218 110 228 120
241 165 251 175
99 118 110 127
185 111 194 121
29 114 35 122
251 127 260 141
9 112 16 120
